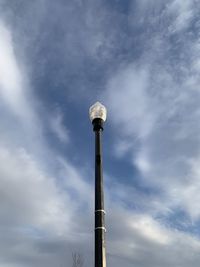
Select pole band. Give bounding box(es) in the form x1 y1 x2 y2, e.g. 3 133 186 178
95 209 106 214
95 227 106 232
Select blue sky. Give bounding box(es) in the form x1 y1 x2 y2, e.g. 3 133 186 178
1 0 200 266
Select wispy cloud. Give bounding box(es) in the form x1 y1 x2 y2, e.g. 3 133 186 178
1 0 200 266
103 0 200 222
0 20 31 119
167 0 195 33
49 109 69 143
107 207 200 267
0 13 93 266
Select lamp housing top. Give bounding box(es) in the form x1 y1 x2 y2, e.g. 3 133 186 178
89 102 107 122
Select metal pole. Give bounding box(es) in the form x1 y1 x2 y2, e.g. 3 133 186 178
93 118 106 267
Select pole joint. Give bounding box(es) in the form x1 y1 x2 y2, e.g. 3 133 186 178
95 226 106 232
95 209 106 214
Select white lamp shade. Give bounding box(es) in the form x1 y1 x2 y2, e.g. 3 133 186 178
89 102 107 122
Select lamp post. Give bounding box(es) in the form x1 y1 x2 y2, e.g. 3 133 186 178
89 102 107 267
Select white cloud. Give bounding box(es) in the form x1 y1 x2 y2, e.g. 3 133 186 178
107 207 200 267
0 145 72 235
0 144 94 266
130 215 171 245
113 139 133 158
49 110 69 143
0 16 93 266
104 58 200 219
104 64 157 139
0 21 33 120
103 0 200 222
170 158 200 220
167 0 194 33
134 149 152 174
1 1 200 266
57 157 93 207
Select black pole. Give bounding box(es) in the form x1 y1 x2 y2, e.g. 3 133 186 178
92 118 106 267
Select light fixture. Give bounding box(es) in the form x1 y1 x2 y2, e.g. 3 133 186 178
89 101 107 122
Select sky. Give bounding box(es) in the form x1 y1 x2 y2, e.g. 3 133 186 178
0 0 200 266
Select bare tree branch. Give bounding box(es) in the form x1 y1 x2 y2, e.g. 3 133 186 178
72 252 84 267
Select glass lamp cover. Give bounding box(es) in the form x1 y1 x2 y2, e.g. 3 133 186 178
89 102 107 122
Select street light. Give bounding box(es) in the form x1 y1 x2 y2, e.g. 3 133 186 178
89 102 107 267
